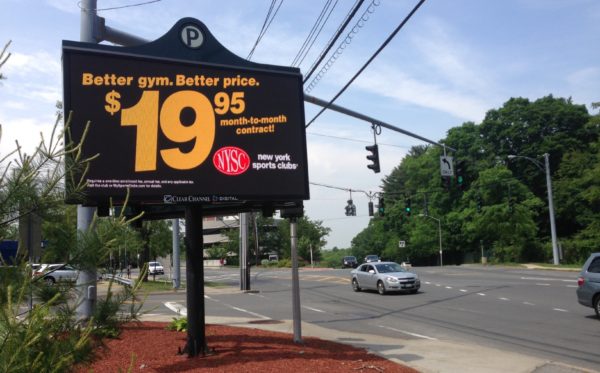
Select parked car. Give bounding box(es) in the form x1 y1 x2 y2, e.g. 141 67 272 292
351 261 420 295
576 252 600 318
34 263 79 285
342 256 358 268
147 261 164 275
364 255 380 263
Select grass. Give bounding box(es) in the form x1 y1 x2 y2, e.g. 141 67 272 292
138 279 228 292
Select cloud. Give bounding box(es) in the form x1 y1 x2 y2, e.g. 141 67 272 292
354 67 490 122
3 52 61 78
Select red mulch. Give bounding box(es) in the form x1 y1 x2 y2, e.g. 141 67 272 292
76 322 418 372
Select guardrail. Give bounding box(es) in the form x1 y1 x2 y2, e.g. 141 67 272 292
102 274 133 287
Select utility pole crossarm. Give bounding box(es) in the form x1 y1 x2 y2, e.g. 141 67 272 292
304 94 456 152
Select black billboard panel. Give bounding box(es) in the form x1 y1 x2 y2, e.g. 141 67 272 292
62 20 308 206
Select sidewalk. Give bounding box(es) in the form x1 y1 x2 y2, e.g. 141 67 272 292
138 285 597 373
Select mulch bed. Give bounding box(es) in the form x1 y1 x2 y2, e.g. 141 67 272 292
76 322 418 372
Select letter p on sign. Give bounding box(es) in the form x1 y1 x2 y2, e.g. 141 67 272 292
181 25 203 49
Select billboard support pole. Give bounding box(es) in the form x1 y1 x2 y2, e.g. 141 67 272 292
184 206 208 356
290 217 302 343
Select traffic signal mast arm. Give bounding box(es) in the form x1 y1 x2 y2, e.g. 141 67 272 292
304 94 456 152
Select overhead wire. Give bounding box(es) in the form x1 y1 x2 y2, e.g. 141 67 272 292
305 0 427 127
304 0 379 92
247 0 285 60
291 0 339 68
303 0 365 83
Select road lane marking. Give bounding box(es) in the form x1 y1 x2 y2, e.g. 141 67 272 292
229 305 271 320
378 325 437 340
302 306 326 313
499 297 510 301
523 302 535 306
459 289 468 292
566 285 578 288
535 283 551 286
477 293 486 296
553 308 568 312
445 286 453 289
164 301 187 316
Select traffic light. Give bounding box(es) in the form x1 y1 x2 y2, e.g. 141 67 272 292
345 199 356 216
368 201 374 216
378 196 385 216
405 198 411 217
365 144 380 173
456 161 465 190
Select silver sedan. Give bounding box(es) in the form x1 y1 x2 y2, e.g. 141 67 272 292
351 261 420 295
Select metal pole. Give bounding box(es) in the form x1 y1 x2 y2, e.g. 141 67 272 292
544 153 560 265
172 218 180 289
290 218 302 343
438 218 443 267
76 0 98 322
240 213 249 291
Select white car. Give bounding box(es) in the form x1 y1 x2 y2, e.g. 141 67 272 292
351 261 420 295
147 261 164 275
34 264 80 285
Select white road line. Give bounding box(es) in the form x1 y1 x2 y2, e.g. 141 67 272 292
435 284 441 287
477 293 486 296
302 306 326 313
523 302 535 306
229 305 270 320
164 301 187 316
445 286 453 289
424 281 431 284
459 289 468 292
378 325 437 341
499 297 510 301
535 283 551 286
566 285 578 288
553 308 568 312
248 293 267 298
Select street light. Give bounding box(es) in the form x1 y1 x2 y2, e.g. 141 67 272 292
507 153 559 265
418 213 443 266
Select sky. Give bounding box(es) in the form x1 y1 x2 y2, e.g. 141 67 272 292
1 0 599 250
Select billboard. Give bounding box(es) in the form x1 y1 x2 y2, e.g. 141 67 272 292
62 32 308 206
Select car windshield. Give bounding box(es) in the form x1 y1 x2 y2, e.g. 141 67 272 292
375 263 404 273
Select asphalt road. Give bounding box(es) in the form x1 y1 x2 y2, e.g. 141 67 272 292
140 265 599 371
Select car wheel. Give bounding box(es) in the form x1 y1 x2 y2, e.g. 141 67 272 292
44 277 55 285
594 295 600 319
377 281 386 295
352 278 361 292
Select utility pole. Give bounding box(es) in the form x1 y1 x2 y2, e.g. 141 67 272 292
76 0 98 322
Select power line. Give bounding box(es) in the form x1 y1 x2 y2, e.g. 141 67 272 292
78 0 162 11
305 0 427 128
247 0 285 60
304 0 379 92
303 0 365 83
291 0 339 68
307 131 410 149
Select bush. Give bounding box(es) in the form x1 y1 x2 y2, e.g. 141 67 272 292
166 317 187 332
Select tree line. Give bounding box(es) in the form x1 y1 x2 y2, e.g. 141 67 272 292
351 95 599 265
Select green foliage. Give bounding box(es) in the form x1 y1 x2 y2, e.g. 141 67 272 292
320 247 352 268
357 95 599 264
0 269 94 373
166 317 188 332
